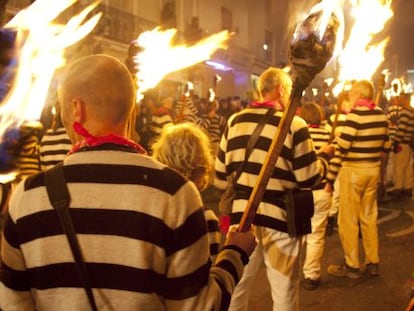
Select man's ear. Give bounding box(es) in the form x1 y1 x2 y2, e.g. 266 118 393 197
73 98 85 123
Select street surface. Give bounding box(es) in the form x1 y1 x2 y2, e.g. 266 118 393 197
202 188 414 311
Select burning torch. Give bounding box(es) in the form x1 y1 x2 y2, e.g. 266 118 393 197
238 8 340 232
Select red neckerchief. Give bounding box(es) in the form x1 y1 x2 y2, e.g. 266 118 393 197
153 106 171 116
250 101 284 110
355 99 376 110
69 122 147 155
308 124 320 128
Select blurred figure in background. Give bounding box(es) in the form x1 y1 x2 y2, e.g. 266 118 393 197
39 103 72 170
388 92 414 198
147 95 173 154
152 122 221 262
327 80 391 279
299 101 332 290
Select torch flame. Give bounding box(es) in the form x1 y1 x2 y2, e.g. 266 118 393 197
0 0 102 141
209 88 215 102
337 0 393 83
132 27 231 99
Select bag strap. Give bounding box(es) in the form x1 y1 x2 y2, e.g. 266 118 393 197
44 163 98 311
233 108 275 183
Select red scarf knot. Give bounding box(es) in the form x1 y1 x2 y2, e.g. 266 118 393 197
69 122 147 155
355 99 376 110
250 101 284 110
308 124 320 128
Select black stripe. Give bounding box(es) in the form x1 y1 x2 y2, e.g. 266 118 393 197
293 126 311 146
166 209 207 256
230 111 279 127
293 151 317 171
40 138 71 146
351 134 388 141
0 261 31 291
351 109 386 116
297 174 321 189
40 160 63 167
40 149 70 156
342 157 381 162
215 259 239 284
28 262 163 293
2 213 21 249
24 163 186 195
254 214 288 232
206 219 220 233
16 208 206 254
162 261 210 299
210 243 220 256
231 212 288 232
28 263 210 300
348 146 384 153
217 279 232 311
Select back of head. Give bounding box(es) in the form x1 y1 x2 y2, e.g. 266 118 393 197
152 123 213 191
300 101 323 125
58 54 136 127
352 80 374 100
257 67 292 100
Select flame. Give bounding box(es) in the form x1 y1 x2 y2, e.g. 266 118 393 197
184 81 194 97
215 74 222 84
324 77 334 86
383 77 413 100
336 0 393 83
133 27 231 99
0 0 101 140
209 88 215 102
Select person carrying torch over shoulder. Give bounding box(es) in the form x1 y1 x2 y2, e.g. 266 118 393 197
214 67 334 311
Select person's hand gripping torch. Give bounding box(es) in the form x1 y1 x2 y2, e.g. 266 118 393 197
238 10 340 232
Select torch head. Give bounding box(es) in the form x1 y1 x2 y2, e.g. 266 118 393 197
289 11 340 88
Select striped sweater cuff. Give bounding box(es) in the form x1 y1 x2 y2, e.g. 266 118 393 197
221 245 249 265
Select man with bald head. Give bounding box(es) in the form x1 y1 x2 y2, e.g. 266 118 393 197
0 54 256 311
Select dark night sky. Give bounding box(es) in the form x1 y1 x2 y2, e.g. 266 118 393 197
386 0 414 72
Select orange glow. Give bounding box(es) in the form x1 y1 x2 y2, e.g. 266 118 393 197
337 0 393 83
132 27 231 100
0 0 101 140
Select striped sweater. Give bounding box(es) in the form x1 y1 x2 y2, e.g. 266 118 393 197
200 113 226 145
308 125 331 151
327 105 391 183
308 125 331 187
214 107 329 232
39 127 72 170
393 107 414 145
336 105 391 163
0 145 248 311
386 104 401 141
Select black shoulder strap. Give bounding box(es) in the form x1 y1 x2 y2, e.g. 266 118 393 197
44 163 98 311
233 108 275 183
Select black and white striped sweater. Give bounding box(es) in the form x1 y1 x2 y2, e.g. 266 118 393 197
0 145 247 311
214 107 329 232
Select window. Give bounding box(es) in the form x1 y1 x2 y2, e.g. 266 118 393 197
221 6 232 31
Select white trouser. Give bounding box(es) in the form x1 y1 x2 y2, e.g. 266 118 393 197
303 189 332 280
228 227 304 311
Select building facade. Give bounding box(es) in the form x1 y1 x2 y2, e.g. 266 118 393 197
4 0 318 101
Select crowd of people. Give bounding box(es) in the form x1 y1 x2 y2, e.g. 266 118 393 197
0 52 413 310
